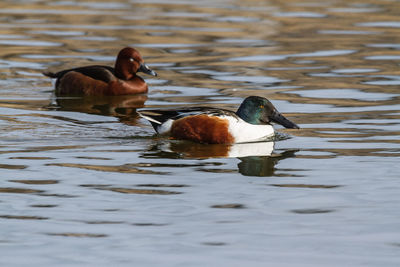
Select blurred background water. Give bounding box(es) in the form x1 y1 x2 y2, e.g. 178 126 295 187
0 0 399 266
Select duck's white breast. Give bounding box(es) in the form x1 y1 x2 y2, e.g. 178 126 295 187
224 116 275 143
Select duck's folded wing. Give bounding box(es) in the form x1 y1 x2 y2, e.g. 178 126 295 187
43 66 117 84
138 107 238 132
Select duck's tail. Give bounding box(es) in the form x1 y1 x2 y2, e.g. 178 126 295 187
138 110 168 133
137 111 163 125
42 71 58 78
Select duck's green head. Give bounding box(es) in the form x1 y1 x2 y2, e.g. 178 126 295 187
236 96 300 129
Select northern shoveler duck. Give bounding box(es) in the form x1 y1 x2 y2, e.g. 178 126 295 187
43 47 157 96
138 96 299 144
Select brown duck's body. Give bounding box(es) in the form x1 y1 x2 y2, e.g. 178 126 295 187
43 47 157 96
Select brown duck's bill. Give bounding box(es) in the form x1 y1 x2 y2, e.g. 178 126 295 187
270 111 300 129
138 63 157 76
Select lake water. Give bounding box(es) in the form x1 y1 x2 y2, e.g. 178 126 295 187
0 0 399 266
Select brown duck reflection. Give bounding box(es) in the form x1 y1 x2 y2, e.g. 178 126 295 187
51 94 147 125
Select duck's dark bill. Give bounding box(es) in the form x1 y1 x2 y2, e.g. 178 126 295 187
138 63 157 76
270 112 300 129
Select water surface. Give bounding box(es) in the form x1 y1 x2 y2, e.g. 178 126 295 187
0 0 399 266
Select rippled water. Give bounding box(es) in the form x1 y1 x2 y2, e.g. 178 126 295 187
1 0 400 266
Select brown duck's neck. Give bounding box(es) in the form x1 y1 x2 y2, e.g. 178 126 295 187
115 63 135 80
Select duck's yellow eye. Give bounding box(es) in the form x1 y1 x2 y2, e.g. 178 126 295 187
259 105 264 109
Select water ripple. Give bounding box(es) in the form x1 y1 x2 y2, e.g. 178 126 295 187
358 21 400 28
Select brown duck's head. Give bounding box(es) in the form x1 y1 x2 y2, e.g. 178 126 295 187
115 47 157 80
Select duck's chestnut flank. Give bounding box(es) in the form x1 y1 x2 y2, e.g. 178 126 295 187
171 115 234 144
43 47 157 96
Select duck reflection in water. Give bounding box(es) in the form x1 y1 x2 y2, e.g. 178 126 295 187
237 149 297 177
50 94 148 125
142 140 297 177
162 140 276 158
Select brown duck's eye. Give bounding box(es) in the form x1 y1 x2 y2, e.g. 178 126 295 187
129 58 134 62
